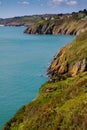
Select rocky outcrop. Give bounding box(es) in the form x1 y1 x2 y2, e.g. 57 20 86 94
69 58 87 75
47 31 87 78
24 22 55 34
24 18 87 35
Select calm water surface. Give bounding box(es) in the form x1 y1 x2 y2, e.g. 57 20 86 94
0 26 74 129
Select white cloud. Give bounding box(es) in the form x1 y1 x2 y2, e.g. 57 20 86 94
18 1 30 5
50 0 77 6
48 0 64 7
53 0 64 2
52 0 64 4
66 0 77 5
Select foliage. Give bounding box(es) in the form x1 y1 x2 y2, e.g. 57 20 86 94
3 72 87 130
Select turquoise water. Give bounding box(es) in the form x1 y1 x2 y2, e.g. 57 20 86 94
0 26 74 129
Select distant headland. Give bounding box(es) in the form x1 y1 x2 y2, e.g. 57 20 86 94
0 9 87 35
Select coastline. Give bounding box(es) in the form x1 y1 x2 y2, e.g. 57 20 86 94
1 9 87 130
2 29 87 130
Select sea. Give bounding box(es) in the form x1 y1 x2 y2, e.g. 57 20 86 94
0 26 74 129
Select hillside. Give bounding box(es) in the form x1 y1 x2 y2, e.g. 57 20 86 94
0 14 60 26
47 30 87 77
0 9 87 36
2 30 87 129
24 10 87 35
0 16 42 26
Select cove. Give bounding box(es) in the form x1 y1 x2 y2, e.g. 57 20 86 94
0 26 74 129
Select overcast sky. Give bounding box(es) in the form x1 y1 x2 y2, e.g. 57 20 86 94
0 0 87 18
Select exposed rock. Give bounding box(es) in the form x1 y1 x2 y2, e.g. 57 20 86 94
47 31 87 78
69 58 87 76
47 43 71 77
24 19 87 35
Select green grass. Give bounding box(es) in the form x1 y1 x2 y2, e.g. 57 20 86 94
47 30 87 77
3 72 87 130
24 11 87 35
65 30 87 63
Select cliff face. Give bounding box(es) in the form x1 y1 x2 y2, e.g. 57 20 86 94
3 30 87 130
47 31 87 78
24 18 87 35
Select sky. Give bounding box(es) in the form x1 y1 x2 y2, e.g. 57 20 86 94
0 0 87 18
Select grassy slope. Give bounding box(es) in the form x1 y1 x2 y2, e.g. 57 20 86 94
3 31 87 130
3 73 87 130
47 30 87 77
0 16 44 26
65 30 87 63
24 11 87 35
24 18 87 35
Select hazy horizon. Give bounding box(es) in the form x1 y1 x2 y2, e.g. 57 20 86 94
0 0 87 18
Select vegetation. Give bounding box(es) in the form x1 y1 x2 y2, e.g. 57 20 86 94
3 29 87 129
0 9 87 35
0 16 45 26
24 9 87 35
47 30 87 77
3 72 87 130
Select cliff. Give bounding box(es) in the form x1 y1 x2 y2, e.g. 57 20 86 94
2 30 87 129
24 10 87 35
47 30 87 78
0 9 87 35
24 18 87 35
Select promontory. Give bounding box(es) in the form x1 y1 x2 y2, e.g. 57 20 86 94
2 20 87 130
